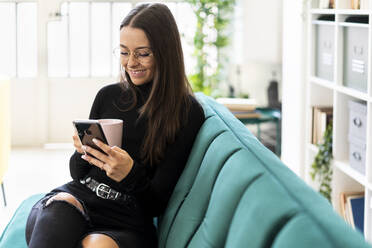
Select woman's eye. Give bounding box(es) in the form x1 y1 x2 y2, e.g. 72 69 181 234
121 52 129 56
138 53 150 57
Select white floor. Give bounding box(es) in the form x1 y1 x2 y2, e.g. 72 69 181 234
0 145 74 234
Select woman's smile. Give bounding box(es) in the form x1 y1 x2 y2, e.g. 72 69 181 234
128 69 147 78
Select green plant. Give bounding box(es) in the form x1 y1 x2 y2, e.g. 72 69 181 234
237 93 249 98
310 123 333 202
186 0 236 96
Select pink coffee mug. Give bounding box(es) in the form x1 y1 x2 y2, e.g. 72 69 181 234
98 119 123 147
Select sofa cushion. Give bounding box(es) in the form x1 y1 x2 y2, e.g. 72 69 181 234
160 115 246 245
187 149 265 247
167 147 266 248
224 172 299 248
0 194 44 248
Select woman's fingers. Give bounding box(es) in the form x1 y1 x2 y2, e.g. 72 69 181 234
81 152 115 177
82 145 109 164
81 154 105 170
92 139 119 159
111 146 127 155
81 140 134 182
72 135 84 154
72 135 81 147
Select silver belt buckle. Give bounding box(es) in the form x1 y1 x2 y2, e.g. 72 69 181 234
96 183 111 199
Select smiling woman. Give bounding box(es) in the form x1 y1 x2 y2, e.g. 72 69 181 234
24 3 205 248
119 27 155 86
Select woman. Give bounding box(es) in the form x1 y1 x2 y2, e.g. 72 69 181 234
25 3 205 248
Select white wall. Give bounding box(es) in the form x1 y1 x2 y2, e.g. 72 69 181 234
10 77 113 146
47 78 114 142
11 79 43 146
281 0 307 176
238 0 283 106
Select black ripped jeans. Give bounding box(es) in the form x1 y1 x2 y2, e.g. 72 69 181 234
26 193 90 248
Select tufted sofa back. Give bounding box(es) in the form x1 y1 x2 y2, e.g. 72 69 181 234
157 93 370 248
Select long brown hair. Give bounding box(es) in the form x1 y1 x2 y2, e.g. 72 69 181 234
119 3 192 166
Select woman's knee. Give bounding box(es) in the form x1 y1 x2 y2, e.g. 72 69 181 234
46 192 84 213
81 234 119 248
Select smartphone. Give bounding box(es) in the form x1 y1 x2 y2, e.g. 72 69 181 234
73 120 108 157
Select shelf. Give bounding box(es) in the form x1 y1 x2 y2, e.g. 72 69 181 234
312 20 336 25
310 9 371 15
307 1 372 241
336 9 371 15
334 160 366 187
339 22 369 28
309 76 335 90
334 85 369 101
310 9 336 14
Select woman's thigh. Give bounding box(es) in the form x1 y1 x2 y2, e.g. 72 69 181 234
81 228 158 248
81 233 119 248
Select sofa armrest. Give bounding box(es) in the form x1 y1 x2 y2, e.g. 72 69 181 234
0 194 44 248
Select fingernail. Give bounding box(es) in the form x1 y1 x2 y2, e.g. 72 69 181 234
92 138 98 143
81 155 86 159
82 145 87 150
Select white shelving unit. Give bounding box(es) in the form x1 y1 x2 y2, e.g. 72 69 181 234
306 0 372 242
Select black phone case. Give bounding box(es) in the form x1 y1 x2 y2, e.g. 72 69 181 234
73 120 108 156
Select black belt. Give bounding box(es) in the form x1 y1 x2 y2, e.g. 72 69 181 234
80 176 132 202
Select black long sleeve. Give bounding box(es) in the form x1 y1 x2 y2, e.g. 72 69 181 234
115 99 204 217
68 82 204 218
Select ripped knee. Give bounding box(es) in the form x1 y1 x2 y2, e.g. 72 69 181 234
46 192 85 214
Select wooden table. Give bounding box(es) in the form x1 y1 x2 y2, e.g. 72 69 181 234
232 108 281 156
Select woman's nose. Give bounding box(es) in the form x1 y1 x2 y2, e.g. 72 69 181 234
127 54 140 67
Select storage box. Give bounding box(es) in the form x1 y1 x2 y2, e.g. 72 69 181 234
343 17 369 92
348 135 366 175
314 19 335 81
348 100 367 140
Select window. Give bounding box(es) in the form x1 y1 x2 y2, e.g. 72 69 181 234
47 1 196 78
164 2 196 75
0 1 200 79
0 2 37 78
48 2 132 78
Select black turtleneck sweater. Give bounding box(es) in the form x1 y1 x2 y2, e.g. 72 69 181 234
54 82 205 231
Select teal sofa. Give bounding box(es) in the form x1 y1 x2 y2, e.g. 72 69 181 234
1 93 371 248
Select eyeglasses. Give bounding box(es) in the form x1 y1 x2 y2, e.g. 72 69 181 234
113 46 153 64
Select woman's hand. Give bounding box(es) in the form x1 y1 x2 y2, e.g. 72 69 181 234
73 134 85 154
80 139 134 182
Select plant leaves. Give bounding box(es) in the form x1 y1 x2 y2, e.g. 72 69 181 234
310 122 333 202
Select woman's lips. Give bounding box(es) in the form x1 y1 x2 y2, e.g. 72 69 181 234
129 69 146 78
